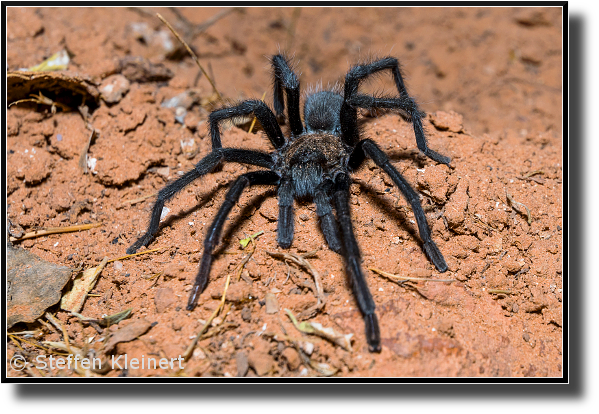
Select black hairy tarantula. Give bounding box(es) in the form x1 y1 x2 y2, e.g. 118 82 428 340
127 54 450 352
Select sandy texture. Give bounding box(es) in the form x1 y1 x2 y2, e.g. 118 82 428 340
6 7 562 377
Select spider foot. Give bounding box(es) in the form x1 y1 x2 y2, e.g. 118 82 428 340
424 149 451 166
423 240 448 273
186 287 200 311
365 313 382 353
126 235 152 255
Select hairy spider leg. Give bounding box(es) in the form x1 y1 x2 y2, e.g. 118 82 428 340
209 100 286 149
276 174 342 252
341 57 450 165
127 148 274 255
276 177 295 248
332 172 381 352
187 170 280 310
271 54 304 136
351 139 448 272
314 178 342 252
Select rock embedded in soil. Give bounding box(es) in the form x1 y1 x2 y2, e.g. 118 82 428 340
99 74 130 103
7 244 74 328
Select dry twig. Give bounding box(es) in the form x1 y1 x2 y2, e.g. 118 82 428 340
118 192 158 208
156 13 223 102
506 190 532 224
369 267 457 284
9 222 102 242
266 250 325 306
9 91 70 113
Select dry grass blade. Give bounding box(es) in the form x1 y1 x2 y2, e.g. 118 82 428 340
27 49 70 72
45 312 73 352
9 334 52 353
266 250 325 305
285 309 353 352
181 297 226 363
156 12 223 102
516 169 546 184
369 267 457 284
9 91 70 113
506 190 532 224
522 170 544 178
267 319 339 376
42 340 100 377
487 289 513 295
169 7 239 38
9 222 102 242
108 246 168 263
119 191 158 208
71 308 133 328
78 128 97 173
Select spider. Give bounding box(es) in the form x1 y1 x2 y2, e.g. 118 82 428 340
127 54 450 352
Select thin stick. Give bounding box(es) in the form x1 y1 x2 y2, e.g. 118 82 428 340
369 267 457 283
119 192 157 208
156 13 223 102
487 289 513 295
107 246 168 263
9 222 102 242
169 7 238 38
45 312 72 353
506 190 532 224
235 237 259 282
78 125 96 173
266 250 325 305
523 170 544 178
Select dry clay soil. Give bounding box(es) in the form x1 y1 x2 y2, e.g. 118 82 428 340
6 7 563 377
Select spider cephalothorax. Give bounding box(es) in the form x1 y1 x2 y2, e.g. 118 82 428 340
127 54 450 352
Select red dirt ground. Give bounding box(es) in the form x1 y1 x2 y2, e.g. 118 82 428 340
6 6 562 377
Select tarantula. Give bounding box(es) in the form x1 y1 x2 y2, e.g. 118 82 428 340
127 54 450 352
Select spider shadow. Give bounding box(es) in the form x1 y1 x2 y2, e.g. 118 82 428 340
144 182 275 258
353 179 423 249
359 115 441 170
140 184 226 246
213 187 277 257
352 146 441 246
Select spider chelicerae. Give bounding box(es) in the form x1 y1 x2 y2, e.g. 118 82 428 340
127 54 450 352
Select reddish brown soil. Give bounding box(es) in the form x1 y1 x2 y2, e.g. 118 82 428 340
6 7 563 378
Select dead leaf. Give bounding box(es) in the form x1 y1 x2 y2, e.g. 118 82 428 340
71 308 133 327
285 309 353 351
7 70 99 108
26 49 70 71
61 257 108 313
103 319 154 352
